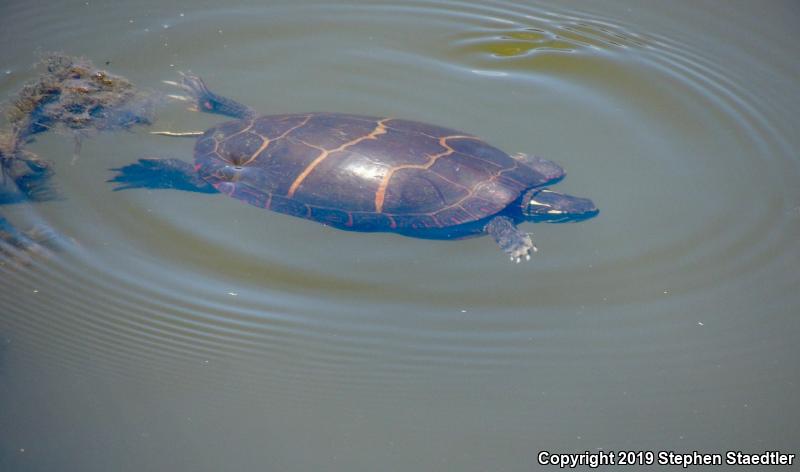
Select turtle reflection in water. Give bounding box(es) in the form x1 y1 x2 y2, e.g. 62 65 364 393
111 75 597 262
0 140 59 265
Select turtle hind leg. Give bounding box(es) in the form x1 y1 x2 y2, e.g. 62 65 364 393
485 216 537 263
108 158 218 193
166 73 255 120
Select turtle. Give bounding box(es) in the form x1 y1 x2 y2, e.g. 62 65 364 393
109 75 598 262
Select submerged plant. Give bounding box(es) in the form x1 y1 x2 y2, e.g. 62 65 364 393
1 53 154 266
6 53 155 139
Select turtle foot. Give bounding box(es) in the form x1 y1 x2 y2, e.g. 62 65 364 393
164 73 255 119
485 216 538 263
506 234 538 264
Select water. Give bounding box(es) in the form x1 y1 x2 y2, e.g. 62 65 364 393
1 1 799 471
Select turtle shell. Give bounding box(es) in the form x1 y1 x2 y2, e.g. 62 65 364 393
193 113 552 235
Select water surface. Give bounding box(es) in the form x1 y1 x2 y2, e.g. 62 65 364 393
1 1 799 471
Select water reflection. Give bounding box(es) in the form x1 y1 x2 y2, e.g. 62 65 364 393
1 0 796 375
0 1 798 470
0 0 794 368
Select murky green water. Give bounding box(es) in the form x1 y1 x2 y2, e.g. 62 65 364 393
2 1 799 471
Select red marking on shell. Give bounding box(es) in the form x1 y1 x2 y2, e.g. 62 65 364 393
286 118 391 198
374 135 478 213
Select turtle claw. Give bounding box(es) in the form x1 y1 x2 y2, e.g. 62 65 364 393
504 232 536 263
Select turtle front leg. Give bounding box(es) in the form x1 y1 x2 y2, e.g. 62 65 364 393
485 216 537 263
108 158 217 193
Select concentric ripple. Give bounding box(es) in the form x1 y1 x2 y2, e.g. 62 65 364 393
1 0 798 400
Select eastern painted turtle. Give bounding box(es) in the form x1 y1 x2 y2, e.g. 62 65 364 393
110 75 598 262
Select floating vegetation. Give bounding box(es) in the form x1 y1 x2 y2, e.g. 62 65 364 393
6 53 155 140
1 53 154 265
452 19 648 62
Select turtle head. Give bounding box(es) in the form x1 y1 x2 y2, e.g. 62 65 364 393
521 188 598 222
